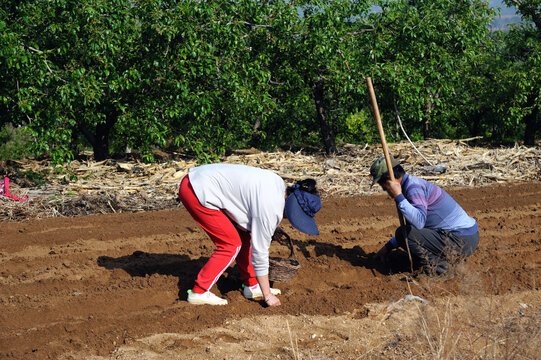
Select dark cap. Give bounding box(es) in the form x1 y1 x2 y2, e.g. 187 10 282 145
370 155 400 187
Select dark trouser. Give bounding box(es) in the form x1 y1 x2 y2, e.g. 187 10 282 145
395 225 479 274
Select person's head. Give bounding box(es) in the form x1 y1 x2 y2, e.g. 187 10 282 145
284 179 321 235
370 156 405 187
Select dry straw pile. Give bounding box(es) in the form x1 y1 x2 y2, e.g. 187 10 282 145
1 139 540 221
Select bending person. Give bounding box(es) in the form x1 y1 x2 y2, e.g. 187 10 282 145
372 156 479 278
178 163 321 306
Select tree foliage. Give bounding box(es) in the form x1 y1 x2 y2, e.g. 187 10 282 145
499 0 540 145
0 0 538 164
364 0 495 141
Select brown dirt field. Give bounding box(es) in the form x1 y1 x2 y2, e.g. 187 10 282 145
1 182 540 359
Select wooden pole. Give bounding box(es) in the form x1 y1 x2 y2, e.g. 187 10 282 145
366 77 396 182
366 77 413 272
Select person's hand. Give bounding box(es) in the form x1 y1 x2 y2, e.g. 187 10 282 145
376 244 390 266
384 179 402 199
257 274 281 307
265 294 281 307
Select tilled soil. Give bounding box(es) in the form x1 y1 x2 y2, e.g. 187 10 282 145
1 182 540 359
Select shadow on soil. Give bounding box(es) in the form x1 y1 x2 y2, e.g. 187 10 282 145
97 240 414 302
97 251 243 300
292 238 415 276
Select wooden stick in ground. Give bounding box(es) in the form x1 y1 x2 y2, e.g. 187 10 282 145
366 77 414 273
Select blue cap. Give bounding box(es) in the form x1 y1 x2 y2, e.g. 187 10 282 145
284 189 321 235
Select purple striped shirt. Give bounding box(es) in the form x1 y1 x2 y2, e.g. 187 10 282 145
394 174 478 236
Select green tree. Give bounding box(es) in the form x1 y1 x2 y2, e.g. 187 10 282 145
2 0 169 163
501 0 540 145
0 5 38 130
2 0 533 164
464 1 541 145
160 0 280 161
364 0 495 141
258 0 373 154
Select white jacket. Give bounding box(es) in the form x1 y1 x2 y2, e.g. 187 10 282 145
188 163 285 276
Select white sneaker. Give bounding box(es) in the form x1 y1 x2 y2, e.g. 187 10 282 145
242 284 281 299
187 290 228 305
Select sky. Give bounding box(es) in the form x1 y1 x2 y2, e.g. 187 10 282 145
488 0 518 16
487 0 521 29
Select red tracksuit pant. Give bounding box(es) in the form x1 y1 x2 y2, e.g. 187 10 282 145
178 175 258 294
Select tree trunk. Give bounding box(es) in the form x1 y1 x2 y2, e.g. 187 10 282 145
466 109 484 138
393 96 402 142
422 98 434 139
313 80 336 155
92 122 111 161
250 118 262 147
78 107 118 161
523 94 539 146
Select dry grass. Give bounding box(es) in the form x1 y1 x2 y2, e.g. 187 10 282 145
2 139 540 222
359 269 541 360
273 265 540 360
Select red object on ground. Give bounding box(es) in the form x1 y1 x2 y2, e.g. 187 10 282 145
0 177 28 202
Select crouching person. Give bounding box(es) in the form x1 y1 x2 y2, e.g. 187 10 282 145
372 156 479 278
178 163 321 306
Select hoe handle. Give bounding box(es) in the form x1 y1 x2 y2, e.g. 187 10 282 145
367 77 412 271
366 77 398 183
